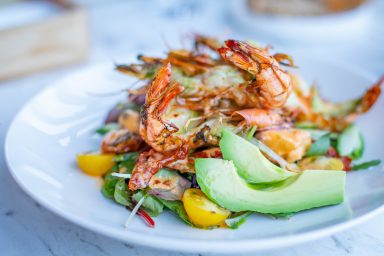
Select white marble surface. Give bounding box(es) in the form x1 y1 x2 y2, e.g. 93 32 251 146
1 0 384 255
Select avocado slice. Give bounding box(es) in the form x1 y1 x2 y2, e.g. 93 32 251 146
195 158 345 214
220 129 296 184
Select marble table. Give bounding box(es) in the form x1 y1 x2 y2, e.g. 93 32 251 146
1 0 384 255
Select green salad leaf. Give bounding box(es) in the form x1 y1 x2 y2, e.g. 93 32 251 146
114 179 133 206
113 152 138 173
101 152 138 199
101 166 120 199
132 191 164 217
306 133 331 156
225 212 252 229
96 123 120 135
302 129 329 141
295 121 318 129
113 152 138 163
157 198 193 226
352 160 381 171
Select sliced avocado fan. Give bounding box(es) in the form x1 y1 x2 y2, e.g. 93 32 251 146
195 158 345 214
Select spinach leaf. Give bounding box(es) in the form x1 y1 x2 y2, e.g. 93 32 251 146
306 133 331 156
157 198 193 226
114 152 138 174
113 179 133 206
352 160 381 171
113 152 138 163
101 166 120 199
132 191 164 217
101 152 138 200
95 123 120 135
225 212 252 229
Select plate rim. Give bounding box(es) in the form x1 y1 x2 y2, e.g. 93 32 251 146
5 64 384 253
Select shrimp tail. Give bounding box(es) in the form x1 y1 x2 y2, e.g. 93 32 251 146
145 62 172 105
358 75 383 113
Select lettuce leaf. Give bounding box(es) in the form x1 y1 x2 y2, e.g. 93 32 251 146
132 191 164 217
114 179 133 206
306 133 331 156
101 152 138 199
157 198 193 226
96 123 120 135
101 166 120 199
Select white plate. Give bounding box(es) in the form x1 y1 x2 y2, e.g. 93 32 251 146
5 58 384 253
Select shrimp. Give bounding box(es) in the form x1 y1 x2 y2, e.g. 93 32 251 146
116 49 217 80
139 62 184 152
140 62 224 153
166 49 216 76
128 144 188 190
116 55 163 80
232 108 294 131
218 40 292 109
297 76 383 132
128 146 223 190
101 129 143 154
116 39 293 111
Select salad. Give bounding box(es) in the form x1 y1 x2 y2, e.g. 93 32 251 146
77 35 382 229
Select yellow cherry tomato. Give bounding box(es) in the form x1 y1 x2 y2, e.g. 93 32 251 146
182 188 230 228
77 153 115 176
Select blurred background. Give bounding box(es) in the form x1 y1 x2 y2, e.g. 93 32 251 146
0 0 383 81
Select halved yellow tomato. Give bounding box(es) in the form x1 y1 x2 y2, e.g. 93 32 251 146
182 188 230 228
77 153 115 176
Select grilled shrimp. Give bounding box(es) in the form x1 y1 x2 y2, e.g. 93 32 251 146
116 48 217 80
299 77 383 132
101 129 142 154
166 50 216 76
232 108 294 131
140 62 225 153
129 144 188 190
218 40 292 109
128 146 223 190
116 55 163 80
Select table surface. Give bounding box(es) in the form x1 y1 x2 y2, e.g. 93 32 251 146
1 0 384 255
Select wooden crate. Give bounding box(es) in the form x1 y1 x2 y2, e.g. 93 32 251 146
0 1 89 80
